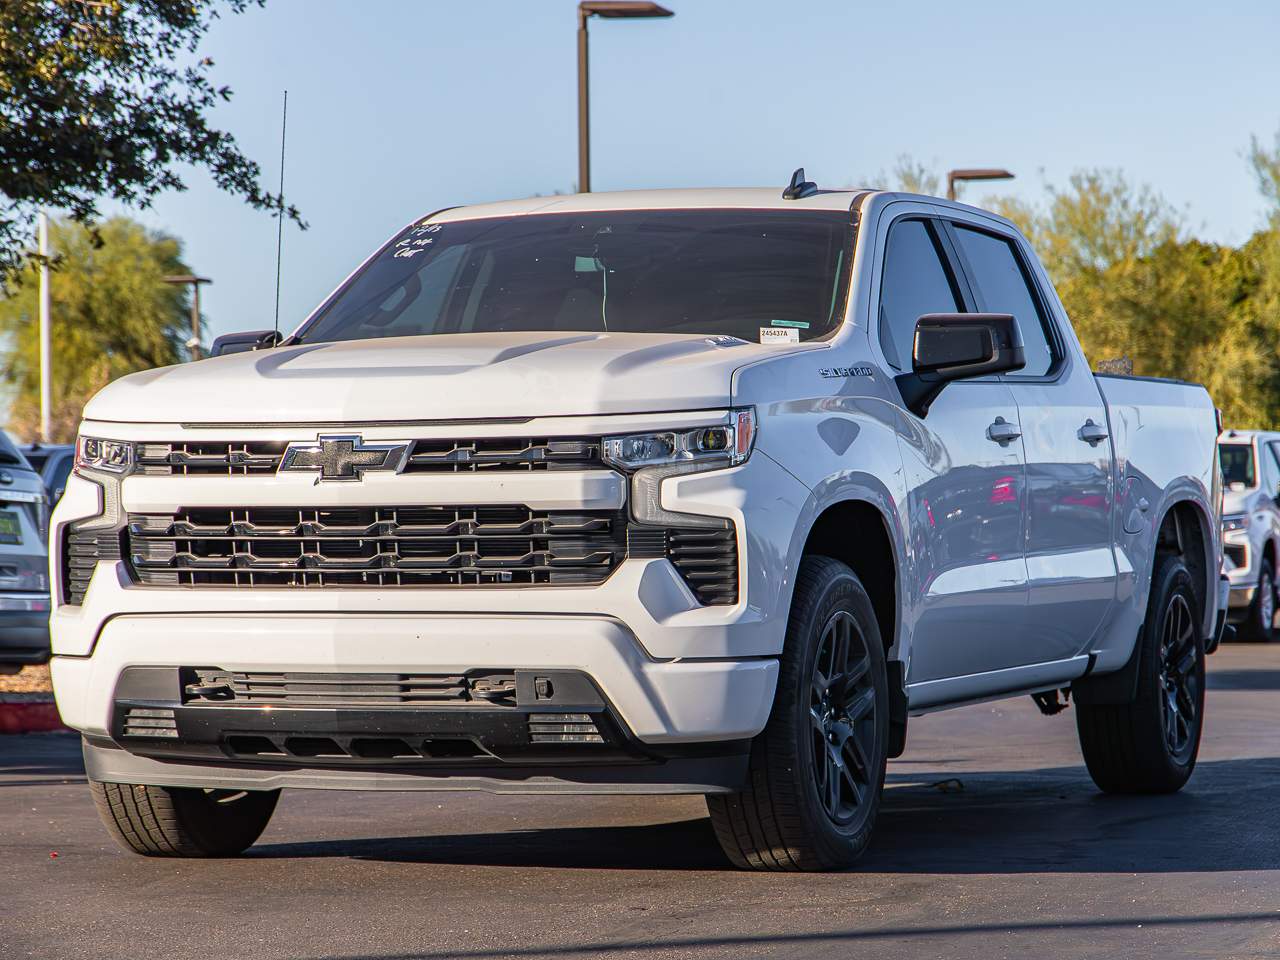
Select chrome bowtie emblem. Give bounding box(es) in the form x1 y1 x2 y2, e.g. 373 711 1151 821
278 435 410 482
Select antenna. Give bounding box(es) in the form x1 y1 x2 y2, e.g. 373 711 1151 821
272 90 288 341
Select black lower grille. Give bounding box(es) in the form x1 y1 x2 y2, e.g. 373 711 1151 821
184 670 516 707
62 524 123 605
667 526 738 605
1225 543 1247 569
126 506 627 589
121 707 177 738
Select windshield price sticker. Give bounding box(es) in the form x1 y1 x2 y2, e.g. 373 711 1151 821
760 326 800 345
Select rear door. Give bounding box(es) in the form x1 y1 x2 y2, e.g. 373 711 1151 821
946 218 1117 664
875 211 1030 685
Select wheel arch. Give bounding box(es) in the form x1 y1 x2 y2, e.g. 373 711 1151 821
1154 497 1215 630
788 488 908 757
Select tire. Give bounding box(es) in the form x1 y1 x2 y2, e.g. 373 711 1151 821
90 777 279 857
1238 557 1275 643
1076 553 1205 794
706 556 889 871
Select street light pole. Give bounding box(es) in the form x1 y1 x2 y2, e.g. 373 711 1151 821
37 212 51 444
576 1 674 193
161 275 212 361
946 168 1015 202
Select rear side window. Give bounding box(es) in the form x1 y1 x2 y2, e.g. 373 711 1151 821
952 225 1057 377
0 432 30 469
878 219 963 370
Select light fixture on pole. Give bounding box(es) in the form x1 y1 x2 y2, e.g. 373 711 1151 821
577 1 674 193
946 168 1015 201
162 275 212 361
37 213 51 444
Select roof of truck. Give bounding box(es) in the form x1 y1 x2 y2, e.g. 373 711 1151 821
429 187 874 223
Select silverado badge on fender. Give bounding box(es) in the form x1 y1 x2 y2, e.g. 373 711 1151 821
278 435 411 482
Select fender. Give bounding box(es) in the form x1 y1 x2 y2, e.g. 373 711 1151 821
1076 495 1216 705
783 476 909 755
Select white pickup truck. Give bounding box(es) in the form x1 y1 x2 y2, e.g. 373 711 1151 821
51 177 1226 871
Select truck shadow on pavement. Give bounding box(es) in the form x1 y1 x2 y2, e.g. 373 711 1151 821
248 755 1280 874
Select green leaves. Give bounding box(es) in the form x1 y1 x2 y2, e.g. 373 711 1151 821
0 0 300 279
0 216 191 441
998 167 1280 430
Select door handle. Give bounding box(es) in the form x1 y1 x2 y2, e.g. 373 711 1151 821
1078 419 1109 446
986 416 1022 446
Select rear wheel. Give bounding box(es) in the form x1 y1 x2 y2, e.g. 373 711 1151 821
90 776 279 857
1239 557 1275 642
706 556 889 871
1076 553 1205 793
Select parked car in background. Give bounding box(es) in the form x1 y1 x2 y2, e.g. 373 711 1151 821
1218 430 1280 640
0 433 51 670
21 443 75 507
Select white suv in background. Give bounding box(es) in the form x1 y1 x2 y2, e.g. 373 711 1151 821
1219 430 1280 641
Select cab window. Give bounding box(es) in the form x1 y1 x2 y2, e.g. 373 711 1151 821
878 219 963 371
951 225 1058 377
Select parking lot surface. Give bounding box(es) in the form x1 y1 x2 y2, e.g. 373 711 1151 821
3 644 1278 960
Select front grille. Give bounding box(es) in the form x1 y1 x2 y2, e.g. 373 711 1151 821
184 670 516 707
121 707 177 738
667 526 738 605
126 506 628 589
135 438 606 476
528 713 605 744
61 524 123 604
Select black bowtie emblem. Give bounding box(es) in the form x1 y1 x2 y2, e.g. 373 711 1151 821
278 435 411 482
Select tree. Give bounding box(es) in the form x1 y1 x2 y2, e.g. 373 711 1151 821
858 154 942 196
990 168 1280 429
0 0 299 278
0 216 194 441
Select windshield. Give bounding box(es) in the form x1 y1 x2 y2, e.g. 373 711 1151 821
0 432 31 469
1220 443 1256 489
297 210 854 345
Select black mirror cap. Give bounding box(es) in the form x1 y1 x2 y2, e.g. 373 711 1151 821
208 330 284 358
895 313 1026 418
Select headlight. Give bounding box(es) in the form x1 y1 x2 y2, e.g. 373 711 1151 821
1223 513 1250 533
76 437 134 476
603 409 756 471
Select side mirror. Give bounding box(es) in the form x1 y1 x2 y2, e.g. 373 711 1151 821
208 329 284 358
895 313 1025 418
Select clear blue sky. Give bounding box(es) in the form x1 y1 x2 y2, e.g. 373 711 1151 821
116 0 1280 343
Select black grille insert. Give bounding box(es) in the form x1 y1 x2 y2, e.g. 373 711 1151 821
184 670 511 707
62 524 123 605
126 506 627 588
135 437 606 476
667 526 738 606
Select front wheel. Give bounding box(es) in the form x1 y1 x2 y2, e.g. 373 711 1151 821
1239 557 1275 643
90 776 279 857
1076 553 1205 793
706 556 889 871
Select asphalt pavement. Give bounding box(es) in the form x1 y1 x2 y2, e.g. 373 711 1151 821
3 644 1278 960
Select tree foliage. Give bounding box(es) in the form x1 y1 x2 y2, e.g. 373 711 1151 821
990 168 1278 428
0 216 193 441
0 0 299 278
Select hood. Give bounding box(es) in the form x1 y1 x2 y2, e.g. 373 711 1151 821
84 332 821 424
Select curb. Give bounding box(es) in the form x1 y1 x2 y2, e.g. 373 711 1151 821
0 700 68 734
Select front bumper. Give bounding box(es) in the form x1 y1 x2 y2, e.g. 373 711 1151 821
55 614 775 793
52 613 778 746
0 595 51 666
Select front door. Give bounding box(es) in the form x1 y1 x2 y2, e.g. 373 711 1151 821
875 214 1030 686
